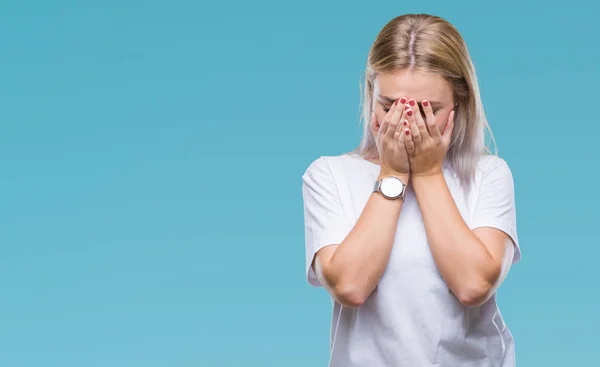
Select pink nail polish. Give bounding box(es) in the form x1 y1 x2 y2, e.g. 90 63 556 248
407 109 413 116
400 97 407 104
405 129 410 135
408 100 415 106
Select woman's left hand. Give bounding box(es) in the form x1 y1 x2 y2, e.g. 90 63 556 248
402 99 455 176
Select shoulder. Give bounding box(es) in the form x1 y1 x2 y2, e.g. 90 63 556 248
474 154 513 180
302 153 363 180
470 154 515 195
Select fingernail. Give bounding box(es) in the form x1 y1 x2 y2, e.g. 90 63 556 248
393 100 399 106
400 97 407 104
405 129 410 135
407 109 413 116
408 100 415 106
422 100 429 107
403 120 408 126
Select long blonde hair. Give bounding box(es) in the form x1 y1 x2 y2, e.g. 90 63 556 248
353 14 496 186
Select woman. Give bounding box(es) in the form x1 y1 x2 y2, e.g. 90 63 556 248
301 14 521 366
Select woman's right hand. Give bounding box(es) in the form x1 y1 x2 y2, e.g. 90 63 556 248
370 98 410 177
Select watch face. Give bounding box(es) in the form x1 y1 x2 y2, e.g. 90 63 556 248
381 177 404 198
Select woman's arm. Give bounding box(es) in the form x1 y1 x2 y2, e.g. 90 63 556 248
314 172 408 308
401 99 519 307
306 99 413 308
412 173 513 307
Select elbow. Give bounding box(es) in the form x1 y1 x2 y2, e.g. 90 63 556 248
319 264 369 308
317 258 372 308
332 283 369 308
456 283 493 307
456 269 501 308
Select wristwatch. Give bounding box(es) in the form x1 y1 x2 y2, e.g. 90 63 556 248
373 176 407 200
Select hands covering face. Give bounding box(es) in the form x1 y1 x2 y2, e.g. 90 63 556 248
399 98 456 176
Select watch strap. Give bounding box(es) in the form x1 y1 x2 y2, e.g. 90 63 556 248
373 179 382 193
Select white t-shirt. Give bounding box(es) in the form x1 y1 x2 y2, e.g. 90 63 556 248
301 152 521 367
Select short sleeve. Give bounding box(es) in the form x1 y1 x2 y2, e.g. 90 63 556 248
470 156 521 265
301 157 352 287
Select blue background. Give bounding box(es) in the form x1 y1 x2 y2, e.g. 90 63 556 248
1 0 598 366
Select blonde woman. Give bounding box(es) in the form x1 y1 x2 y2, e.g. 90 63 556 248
302 14 521 366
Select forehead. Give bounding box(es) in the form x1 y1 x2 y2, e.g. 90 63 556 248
373 69 453 103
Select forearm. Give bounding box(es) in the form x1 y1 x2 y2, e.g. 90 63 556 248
319 173 408 307
412 174 502 305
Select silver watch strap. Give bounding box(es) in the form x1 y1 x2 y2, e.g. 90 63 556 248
373 179 382 193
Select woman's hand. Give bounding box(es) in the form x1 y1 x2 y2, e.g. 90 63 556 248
402 99 455 176
371 98 410 177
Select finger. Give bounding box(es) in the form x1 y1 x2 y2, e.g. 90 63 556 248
408 99 428 138
386 115 400 140
393 101 405 139
390 97 406 127
421 100 440 138
405 106 421 143
387 97 406 141
394 101 409 141
384 100 401 134
442 110 456 144
385 101 401 139
397 96 408 120
395 98 407 136
379 103 394 136
409 99 427 134
393 117 404 143
403 125 415 154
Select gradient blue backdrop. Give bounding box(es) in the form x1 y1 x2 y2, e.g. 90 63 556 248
1 1 598 366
